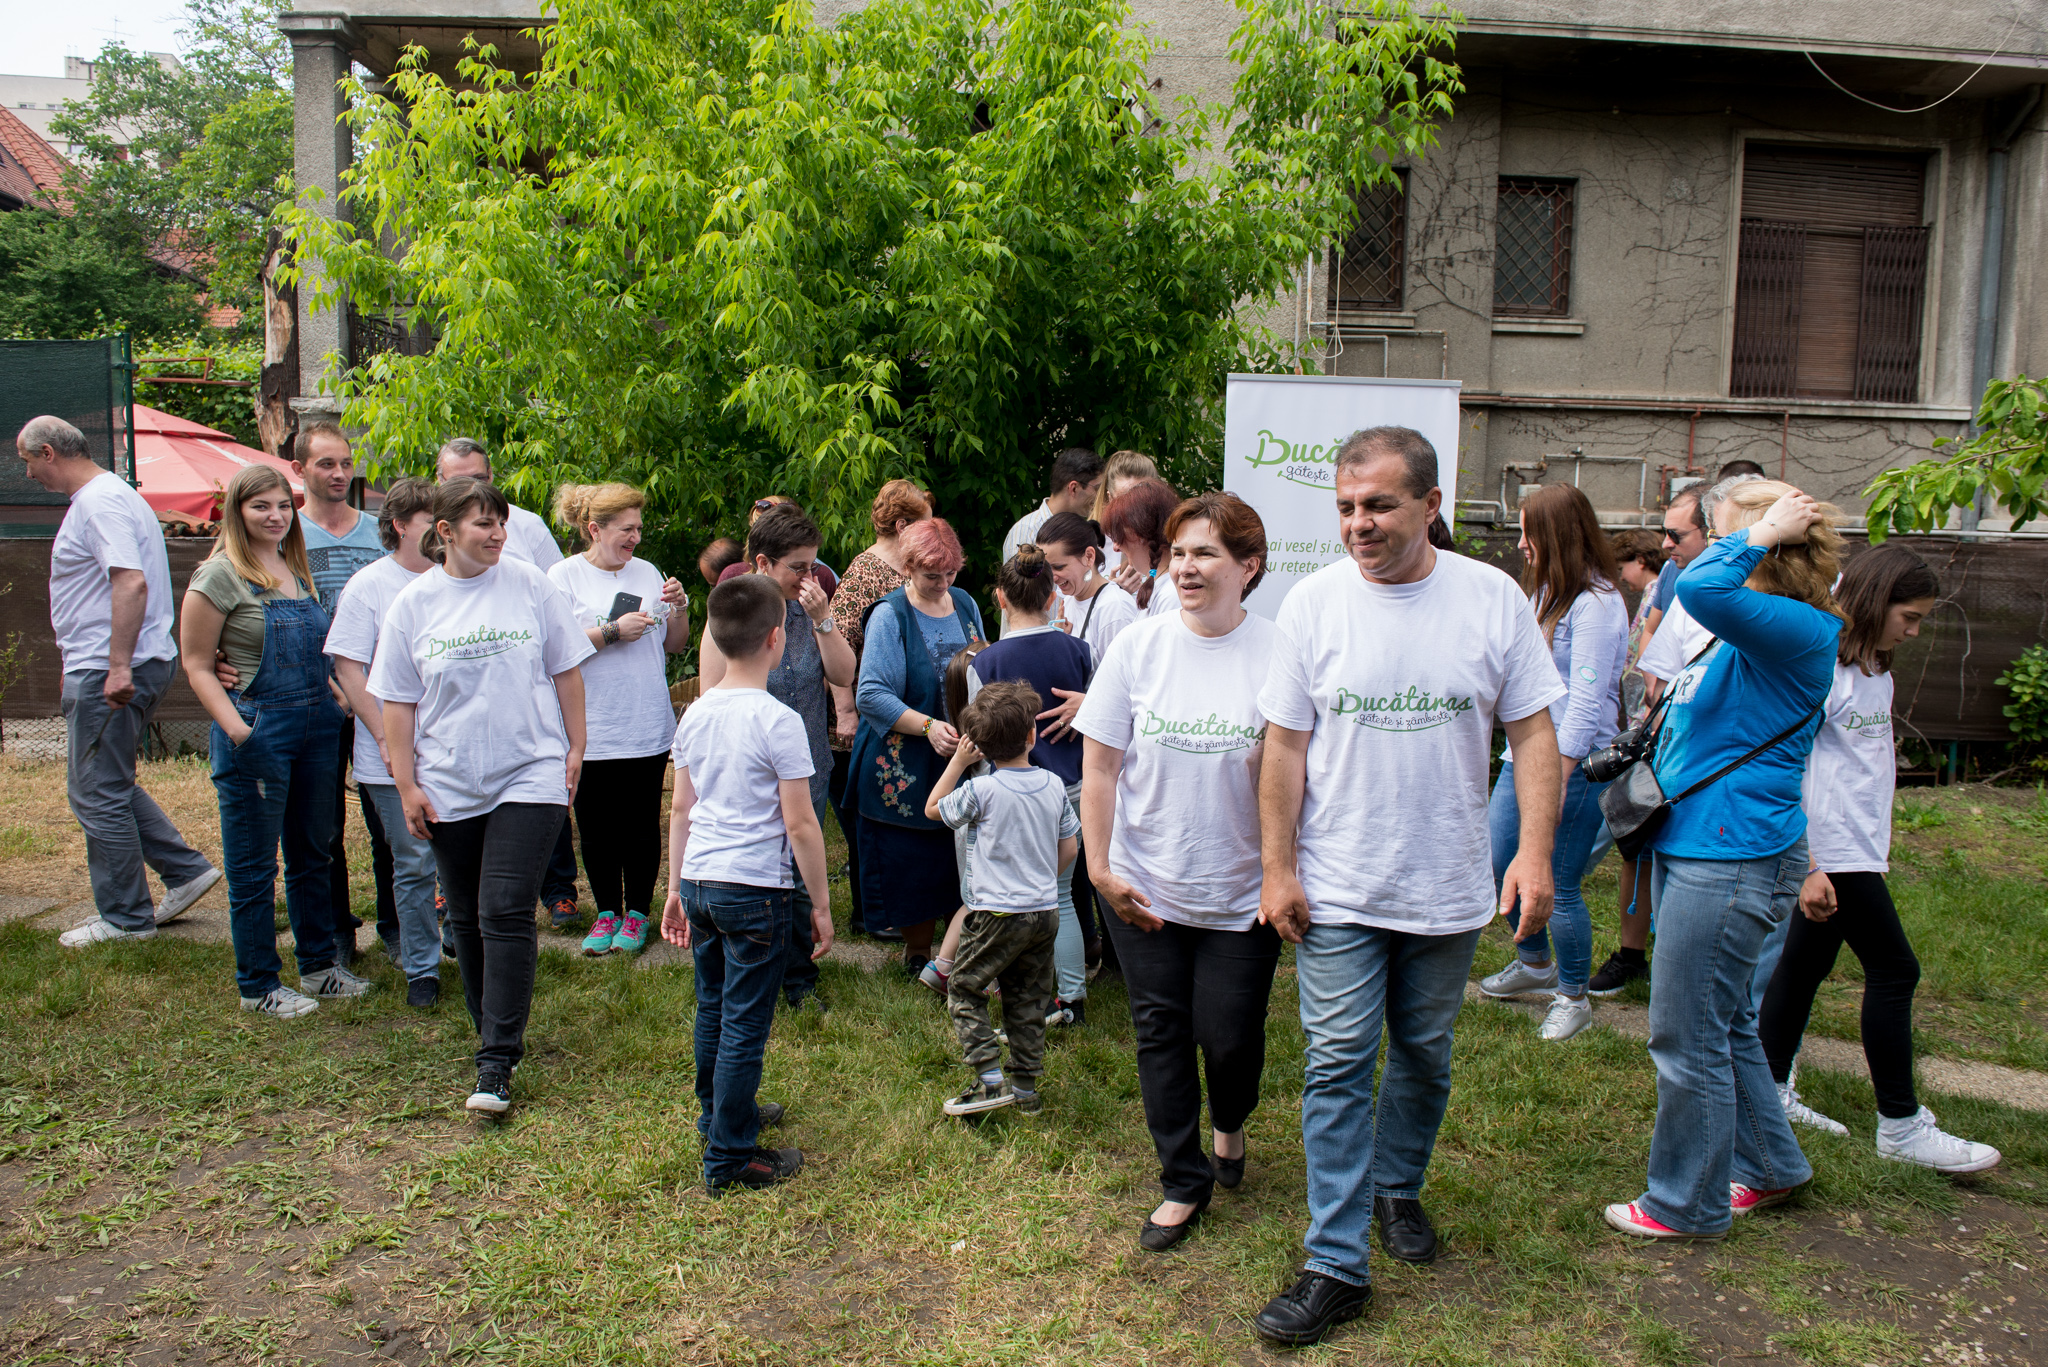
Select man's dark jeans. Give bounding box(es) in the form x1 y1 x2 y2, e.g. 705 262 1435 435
686 879 791 1182
326 719 399 946
430 803 564 1072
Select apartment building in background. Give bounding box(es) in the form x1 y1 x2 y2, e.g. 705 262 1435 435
0 53 180 161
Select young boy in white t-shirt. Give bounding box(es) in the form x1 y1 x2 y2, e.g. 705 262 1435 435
924 681 1079 1117
661 576 834 1191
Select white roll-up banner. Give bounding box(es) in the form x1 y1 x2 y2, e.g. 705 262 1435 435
1221 374 1463 619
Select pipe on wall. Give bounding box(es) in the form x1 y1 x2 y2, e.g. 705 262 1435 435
1964 84 2043 530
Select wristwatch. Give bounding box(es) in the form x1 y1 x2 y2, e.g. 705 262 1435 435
812 616 837 633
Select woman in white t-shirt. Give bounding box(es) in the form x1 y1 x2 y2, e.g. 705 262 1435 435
1075 491 1283 1254
1757 547 1998 1174
1102 477 1182 619
370 478 594 1118
547 483 690 958
1037 511 1140 665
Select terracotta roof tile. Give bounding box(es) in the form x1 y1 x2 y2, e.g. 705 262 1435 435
0 104 73 210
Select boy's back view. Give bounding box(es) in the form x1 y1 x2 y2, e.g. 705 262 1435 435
662 576 834 1190
924 681 1079 1117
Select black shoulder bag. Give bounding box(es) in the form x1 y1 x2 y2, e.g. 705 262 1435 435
1596 644 1823 861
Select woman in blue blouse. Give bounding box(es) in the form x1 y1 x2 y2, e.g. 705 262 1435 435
850 518 985 976
1605 481 1843 1241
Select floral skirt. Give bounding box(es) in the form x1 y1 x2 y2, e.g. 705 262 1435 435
858 819 959 932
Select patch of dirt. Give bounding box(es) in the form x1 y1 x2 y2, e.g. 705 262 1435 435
1625 1192 2048 1366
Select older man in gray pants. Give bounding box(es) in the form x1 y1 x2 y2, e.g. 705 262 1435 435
18 416 219 944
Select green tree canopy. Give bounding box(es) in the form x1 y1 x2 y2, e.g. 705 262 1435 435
0 209 205 340
1864 376 2048 542
53 0 293 321
286 0 1460 573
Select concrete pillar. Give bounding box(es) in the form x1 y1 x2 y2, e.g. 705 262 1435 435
280 13 362 412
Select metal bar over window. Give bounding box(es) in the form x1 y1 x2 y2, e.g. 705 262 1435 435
1492 177 1574 316
1730 218 1807 399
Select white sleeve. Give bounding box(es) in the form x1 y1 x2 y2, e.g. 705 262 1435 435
367 603 425 704
1637 602 1691 682
1496 590 1569 725
1072 629 1136 748
1257 594 1318 731
769 708 816 782
323 582 378 664
538 575 598 675
522 509 565 568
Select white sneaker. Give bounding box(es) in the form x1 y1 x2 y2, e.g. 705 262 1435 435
1876 1107 2001 1175
156 866 222 925
301 964 374 998
1776 1082 1848 1137
1480 958 1558 998
59 918 156 948
240 985 320 1019
1538 994 1593 1041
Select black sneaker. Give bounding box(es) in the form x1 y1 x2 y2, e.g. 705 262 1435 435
904 954 930 980
1587 951 1648 997
465 1066 512 1115
406 976 440 1009
758 1100 785 1127
709 1146 803 1193
1045 998 1086 1028
1253 1271 1372 1347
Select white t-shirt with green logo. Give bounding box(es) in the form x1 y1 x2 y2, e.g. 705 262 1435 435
1803 661 1894 874
1260 552 1564 934
1073 609 1282 930
367 558 595 822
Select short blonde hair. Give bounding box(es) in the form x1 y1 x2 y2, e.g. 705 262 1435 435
1716 479 1846 618
553 482 645 547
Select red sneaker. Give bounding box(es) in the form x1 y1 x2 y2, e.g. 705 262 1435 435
1603 1201 1725 1240
1729 1182 1796 1215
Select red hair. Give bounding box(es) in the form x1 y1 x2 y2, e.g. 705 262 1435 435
1164 491 1268 597
1101 478 1179 608
869 479 932 538
898 517 964 574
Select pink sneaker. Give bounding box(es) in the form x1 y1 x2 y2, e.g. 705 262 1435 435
1603 1201 1726 1240
1729 1182 1795 1215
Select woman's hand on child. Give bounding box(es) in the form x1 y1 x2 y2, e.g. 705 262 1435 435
1037 688 1084 741
927 720 962 758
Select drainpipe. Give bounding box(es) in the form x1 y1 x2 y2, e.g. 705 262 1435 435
1964 84 2043 530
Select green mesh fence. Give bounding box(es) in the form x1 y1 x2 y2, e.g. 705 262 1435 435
0 335 134 528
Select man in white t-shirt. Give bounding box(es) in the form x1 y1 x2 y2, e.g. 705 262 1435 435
436 437 582 926
18 416 220 946
1250 426 1566 1349
998 447 1103 633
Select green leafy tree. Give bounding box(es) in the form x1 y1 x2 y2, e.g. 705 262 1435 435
135 337 263 444
283 0 1459 577
1864 375 2048 542
0 209 205 339
53 0 293 320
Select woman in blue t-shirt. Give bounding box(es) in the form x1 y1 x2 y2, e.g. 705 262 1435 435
1605 480 1842 1242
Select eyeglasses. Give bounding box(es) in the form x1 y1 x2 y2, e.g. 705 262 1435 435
753 498 777 512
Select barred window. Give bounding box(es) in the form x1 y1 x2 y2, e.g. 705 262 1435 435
1730 144 1929 403
1328 172 1406 312
1492 177 1575 316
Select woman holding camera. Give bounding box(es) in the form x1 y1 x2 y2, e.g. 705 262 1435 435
1477 485 1630 1042
1604 480 1840 1241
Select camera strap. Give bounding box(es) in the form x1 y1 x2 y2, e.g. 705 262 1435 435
1662 699 1824 806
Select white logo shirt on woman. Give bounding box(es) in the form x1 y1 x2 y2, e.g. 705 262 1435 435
548 553 677 761
368 558 594 821
1802 662 1896 873
1073 609 1283 930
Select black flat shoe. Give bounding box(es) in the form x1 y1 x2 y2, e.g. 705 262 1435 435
1253 1271 1371 1347
1138 1195 1210 1252
1212 1145 1246 1190
1374 1194 1440 1264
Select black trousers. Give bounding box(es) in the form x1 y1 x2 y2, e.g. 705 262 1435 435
571 752 669 915
1759 870 1922 1119
828 747 863 932
1105 912 1282 1203
540 808 580 908
431 802 564 1072
328 721 396 941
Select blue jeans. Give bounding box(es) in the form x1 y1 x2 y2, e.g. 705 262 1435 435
212 693 344 997
1489 760 1608 996
1639 844 1813 1234
1051 780 1086 1003
363 783 443 983
1297 921 1484 1287
687 879 792 1181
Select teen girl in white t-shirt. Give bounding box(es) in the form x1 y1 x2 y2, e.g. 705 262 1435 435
1075 491 1283 1253
547 482 690 958
1037 511 1140 665
1757 546 1999 1174
371 478 594 1118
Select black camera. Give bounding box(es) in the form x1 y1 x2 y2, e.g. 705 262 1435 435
1582 725 1650 783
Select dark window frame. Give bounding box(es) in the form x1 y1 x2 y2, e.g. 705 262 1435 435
1492 176 1577 317
1328 170 1408 313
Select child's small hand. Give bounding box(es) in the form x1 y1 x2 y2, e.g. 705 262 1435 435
954 736 982 767
661 891 691 949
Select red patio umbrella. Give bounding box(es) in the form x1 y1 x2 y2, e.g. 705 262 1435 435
131 404 303 525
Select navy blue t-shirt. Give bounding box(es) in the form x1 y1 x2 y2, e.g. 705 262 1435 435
970 626 1093 785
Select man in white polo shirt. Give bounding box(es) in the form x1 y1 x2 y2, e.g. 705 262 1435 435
434 436 581 929
1250 426 1566 1348
18 416 220 945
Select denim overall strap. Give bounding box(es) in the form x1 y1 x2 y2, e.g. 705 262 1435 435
240 586 335 705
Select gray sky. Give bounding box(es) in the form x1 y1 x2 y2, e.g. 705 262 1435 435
7 0 190 78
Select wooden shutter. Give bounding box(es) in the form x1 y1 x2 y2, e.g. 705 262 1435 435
1730 145 1928 401
1856 225 1931 403
1731 220 1805 398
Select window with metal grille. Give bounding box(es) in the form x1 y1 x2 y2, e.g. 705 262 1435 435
1328 172 1406 312
1729 145 1930 403
1492 177 1575 316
